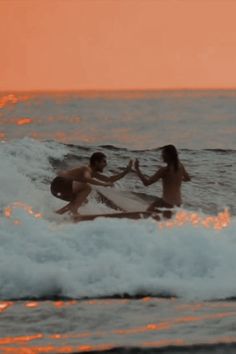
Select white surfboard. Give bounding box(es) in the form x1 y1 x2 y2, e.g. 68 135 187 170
94 186 151 212
73 211 161 222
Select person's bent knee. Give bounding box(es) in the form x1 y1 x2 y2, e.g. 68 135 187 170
73 181 91 194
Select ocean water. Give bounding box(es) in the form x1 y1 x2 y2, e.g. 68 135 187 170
0 90 235 353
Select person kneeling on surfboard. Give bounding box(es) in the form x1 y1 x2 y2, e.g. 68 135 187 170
50 152 132 217
134 145 191 212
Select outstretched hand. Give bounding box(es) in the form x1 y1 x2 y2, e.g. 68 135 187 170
125 159 133 172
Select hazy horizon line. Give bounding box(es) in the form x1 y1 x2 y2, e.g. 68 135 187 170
2 87 236 93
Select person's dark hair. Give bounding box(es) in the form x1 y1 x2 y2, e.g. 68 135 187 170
161 145 179 171
90 152 106 166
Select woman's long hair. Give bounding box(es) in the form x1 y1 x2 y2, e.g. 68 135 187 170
161 145 179 171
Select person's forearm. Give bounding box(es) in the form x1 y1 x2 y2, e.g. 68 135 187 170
86 178 110 187
109 168 128 182
136 168 149 186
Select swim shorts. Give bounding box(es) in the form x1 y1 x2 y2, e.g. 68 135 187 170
50 176 74 201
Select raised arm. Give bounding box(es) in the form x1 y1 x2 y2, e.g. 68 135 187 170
64 167 113 187
94 160 133 183
134 159 165 186
82 168 113 187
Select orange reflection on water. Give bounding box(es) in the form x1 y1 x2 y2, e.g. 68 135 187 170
66 300 78 306
4 201 42 222
0 94 29 109
171 311 236 327
0 345 72 354
54 131 67 141
159 209 230 230
0 94 18 108
0 302 13 313
53 301 66 308
111 310 236 337
0 343 113 354
146 323 170 331
175 303 205 312
113 321 171 336
25 302 39 309
1 309 236 354
142 296 151 302
0 132 6 140
17 118 32 126
53 300 78 308
0 334 43 345
77 345 93 352
4 207 12 218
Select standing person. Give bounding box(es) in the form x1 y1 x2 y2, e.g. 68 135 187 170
134 145 191 211
50 152 132 217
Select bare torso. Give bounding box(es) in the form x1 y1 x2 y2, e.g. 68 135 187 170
135 155 190 210
58 166 92 182
161 164 186 206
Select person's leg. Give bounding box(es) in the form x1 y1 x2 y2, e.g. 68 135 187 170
69 183 92 216
55 203 71 214
51 177 74 214
52 178 90 216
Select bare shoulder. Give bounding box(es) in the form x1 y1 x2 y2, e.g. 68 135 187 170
81 165 91 173
80 165 92 176
68 166 83 174
67 165 91 178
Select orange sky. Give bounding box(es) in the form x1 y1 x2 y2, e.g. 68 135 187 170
1 0 236 91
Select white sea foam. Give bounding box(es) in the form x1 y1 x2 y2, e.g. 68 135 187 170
0 205 236 300
0 138 67 216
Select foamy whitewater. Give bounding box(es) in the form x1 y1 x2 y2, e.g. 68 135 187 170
0 91 236 353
